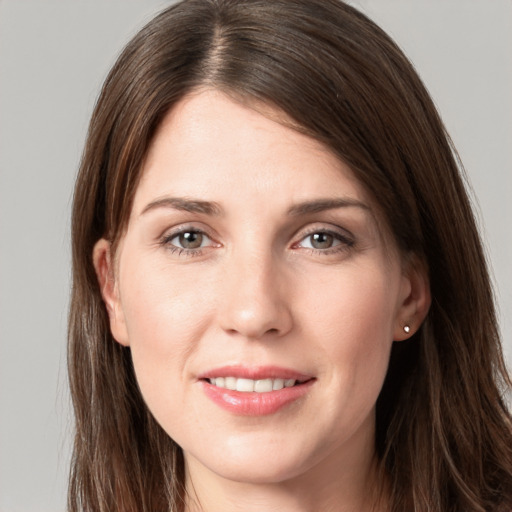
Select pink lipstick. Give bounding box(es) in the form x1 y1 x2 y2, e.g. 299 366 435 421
198 365 315 416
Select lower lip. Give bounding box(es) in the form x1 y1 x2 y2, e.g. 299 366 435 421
201 380 314 416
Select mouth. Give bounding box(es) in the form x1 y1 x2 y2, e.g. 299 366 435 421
198 366 315 416
205 377 309 393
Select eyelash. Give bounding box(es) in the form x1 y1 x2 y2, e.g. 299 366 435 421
294 227 355 255
159 226 217 258
159 226 355 257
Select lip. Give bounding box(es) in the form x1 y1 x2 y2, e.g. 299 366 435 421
198 365 312 381
198 365 315 416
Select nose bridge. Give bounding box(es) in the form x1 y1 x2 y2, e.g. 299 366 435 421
218 242 292 340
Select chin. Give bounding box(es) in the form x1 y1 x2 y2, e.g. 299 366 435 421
208 456 308 485
185 433 318 485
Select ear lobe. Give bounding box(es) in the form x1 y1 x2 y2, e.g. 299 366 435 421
92 238 130 346
393 257 431 341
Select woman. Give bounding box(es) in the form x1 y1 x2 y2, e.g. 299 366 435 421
68 0 512 510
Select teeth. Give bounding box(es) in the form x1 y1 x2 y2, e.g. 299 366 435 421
225 377 236 390
273 378 284 390
254 379 273 392
209 377 298 392
236 378 255 392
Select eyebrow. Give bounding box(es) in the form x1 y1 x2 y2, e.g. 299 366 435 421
140 197 223 216
140 196 370 217
287 198 370 216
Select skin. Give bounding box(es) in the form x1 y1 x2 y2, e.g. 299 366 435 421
94 90 430 512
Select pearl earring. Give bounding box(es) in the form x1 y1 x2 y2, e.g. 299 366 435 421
403 325 411 334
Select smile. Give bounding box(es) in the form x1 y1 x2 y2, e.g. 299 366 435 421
208 377 302 393
199 367 315 416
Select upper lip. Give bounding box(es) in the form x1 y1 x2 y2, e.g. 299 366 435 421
197 365 313 382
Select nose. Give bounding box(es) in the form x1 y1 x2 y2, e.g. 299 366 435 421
217 249 293 340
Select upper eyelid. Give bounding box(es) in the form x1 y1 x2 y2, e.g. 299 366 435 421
161 223 216 240
293 223 354 241
166 229 212 243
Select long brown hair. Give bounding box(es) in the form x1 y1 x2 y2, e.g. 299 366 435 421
68 1 512 510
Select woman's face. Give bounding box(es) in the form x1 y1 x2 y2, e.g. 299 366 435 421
95 90 423 488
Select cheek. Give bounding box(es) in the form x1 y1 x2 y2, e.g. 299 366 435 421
304 264 399 404
117 254 216 413
120 251 215 344
304 261 399 345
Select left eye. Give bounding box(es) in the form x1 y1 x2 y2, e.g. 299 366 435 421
298 232 344 250
167 230 212 249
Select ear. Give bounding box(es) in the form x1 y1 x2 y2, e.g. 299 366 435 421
393 256 431 341
92 238 130 346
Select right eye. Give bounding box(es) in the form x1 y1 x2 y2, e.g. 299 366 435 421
161 228 218 256
168 230 211 249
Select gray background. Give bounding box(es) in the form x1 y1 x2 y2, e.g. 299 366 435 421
0 1 510 511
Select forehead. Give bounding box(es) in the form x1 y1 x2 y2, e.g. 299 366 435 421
135 89 370 213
